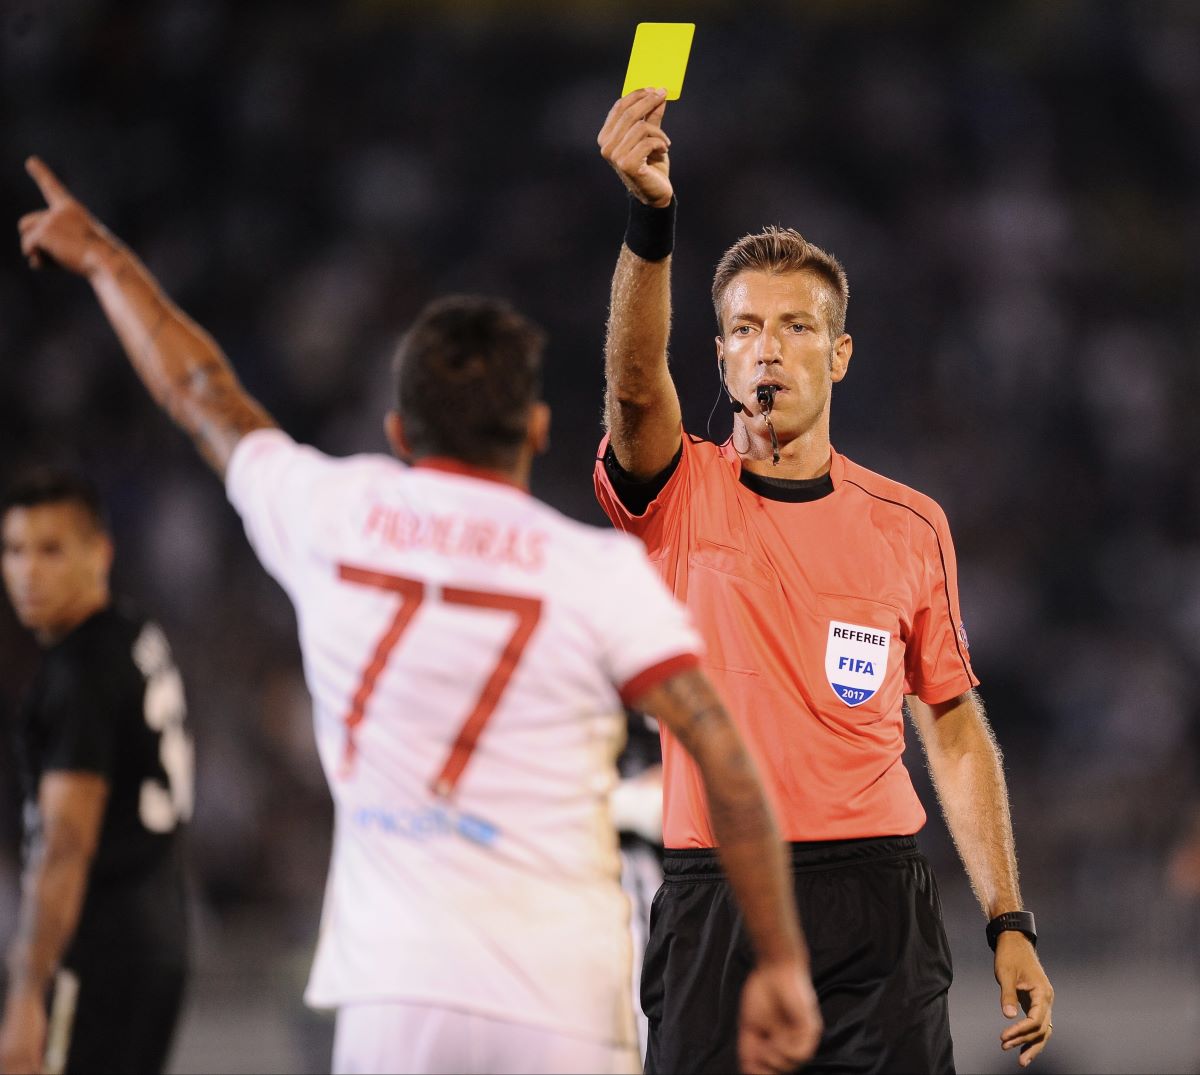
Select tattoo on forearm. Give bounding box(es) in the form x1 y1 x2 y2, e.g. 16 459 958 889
646 670 775 843
142 303 169 367
95 249 274 473
640 669 802 962
684 701 723 734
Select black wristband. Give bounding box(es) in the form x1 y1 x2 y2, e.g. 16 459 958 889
986 910 1037 951
624 195 676 261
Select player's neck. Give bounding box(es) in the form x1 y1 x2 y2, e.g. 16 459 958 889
508 451 534 491
35 589 110 647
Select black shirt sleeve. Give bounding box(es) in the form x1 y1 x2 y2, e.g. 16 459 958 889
601 442 683 516
37 656 118 780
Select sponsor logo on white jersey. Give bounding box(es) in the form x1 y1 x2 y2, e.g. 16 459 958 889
353 805 500 847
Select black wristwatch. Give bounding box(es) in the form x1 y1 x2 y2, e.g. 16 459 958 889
986 910 1037 951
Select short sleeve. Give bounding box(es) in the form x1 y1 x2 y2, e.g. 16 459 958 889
226 428 341 590
593 429 692 560
904 502 980 704
588 534 704 704
37 660 118 779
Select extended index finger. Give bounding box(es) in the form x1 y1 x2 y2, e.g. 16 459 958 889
25 156 71 206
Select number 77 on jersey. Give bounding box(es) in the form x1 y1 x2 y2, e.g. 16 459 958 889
336 564 543 796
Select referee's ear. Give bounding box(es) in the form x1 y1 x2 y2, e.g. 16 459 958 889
384 411 413 462
830 333 853 383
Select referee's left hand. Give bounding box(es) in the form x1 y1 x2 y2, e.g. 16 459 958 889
995 932 1054 1067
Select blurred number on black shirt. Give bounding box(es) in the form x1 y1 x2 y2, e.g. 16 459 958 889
17 603 191 964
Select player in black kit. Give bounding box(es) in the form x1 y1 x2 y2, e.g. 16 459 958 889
0 468 191 1075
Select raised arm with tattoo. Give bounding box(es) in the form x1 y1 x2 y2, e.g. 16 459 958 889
633 668 822 1075
598 90 683 479
909 690 1055 1068
17 157 275 477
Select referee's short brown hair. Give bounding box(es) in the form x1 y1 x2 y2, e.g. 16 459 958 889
392 295 545 469
712 227 850 338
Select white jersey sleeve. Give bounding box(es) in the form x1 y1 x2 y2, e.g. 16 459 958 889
225 427 342 593
589 534 704 702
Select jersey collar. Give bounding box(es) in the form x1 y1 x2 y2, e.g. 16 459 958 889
829 447 846 488
719 442 845 498
414 456 527 492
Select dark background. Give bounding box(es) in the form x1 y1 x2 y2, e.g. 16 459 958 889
2 1 1199 1071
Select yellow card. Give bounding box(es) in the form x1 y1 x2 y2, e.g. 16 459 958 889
622 22 695 100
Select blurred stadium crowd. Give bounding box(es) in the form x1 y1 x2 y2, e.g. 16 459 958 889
2 0 1199 1070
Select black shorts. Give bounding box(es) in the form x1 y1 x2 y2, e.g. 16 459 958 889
49 951 186 1074
642 836 955 1075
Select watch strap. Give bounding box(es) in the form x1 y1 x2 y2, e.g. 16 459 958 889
986 910 1037 951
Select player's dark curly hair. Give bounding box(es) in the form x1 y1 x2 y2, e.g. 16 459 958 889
712 226 850 338
393 295 545 469
0 465 108 533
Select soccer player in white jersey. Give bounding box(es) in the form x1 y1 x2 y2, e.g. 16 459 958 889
18 157 824 1075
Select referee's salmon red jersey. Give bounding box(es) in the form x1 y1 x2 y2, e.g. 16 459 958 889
594 431 979 849
226 429 701 1048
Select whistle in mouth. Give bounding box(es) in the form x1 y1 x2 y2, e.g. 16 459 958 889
756 384 777 412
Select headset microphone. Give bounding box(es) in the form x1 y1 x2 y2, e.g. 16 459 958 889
719 362 779 464
719 359 743 412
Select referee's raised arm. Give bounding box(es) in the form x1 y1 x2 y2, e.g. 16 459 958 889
597 90 684 480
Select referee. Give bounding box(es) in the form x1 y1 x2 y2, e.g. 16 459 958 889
0 469 191 1075
594 89 1055 1073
